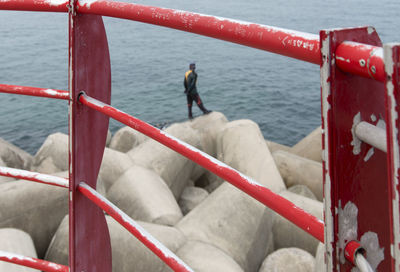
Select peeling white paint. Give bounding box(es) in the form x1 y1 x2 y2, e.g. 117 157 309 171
367 27 375 35
0 166 69 188
44 0 68 6
363 148 374 162
360 232 385 270
78 0 98 8
321 32 334 272
172 9 318 42
384 44 400 270
339 201 358 264
336 56 351 63
351 112 362 155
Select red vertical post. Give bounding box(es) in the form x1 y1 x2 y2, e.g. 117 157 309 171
385 43 400 271
320 27 393 271
68 0 112 270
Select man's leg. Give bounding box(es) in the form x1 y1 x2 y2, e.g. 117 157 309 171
187 94 193 119
195 94 211 114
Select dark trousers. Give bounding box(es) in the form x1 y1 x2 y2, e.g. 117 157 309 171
186 93 208 118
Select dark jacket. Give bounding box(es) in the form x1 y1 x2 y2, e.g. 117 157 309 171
184 70 198 95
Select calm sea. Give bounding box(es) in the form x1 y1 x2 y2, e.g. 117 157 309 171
0 0 399 155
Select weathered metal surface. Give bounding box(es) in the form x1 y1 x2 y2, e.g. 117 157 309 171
77 0 320 64
320 27 391 271
336 41 385 82
68 5 112 272
0 84 69 100
0 0 388 83
78 182 194 272
0 166 68 188
0 0 68 12
384 43 400 271
0 250 69 272
79 92 325 243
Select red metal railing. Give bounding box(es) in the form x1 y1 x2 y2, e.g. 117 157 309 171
0 0 395 271
79 92 325 242
0 0 384 82
0 250 69 272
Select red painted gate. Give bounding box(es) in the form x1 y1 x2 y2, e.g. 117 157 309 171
0 1 399 271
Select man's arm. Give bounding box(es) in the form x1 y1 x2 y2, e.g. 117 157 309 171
187 73 196 92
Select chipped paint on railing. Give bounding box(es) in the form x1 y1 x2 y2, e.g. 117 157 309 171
76 0 321 64
0 250 69 272
320 30 334 271
0 166 69 188
0 84 69 100
0 0 68 11
78 182 194 272
384 43 400 271
79 93 325 243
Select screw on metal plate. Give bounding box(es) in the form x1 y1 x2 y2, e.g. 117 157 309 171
371 65 376 74
359 59 366 67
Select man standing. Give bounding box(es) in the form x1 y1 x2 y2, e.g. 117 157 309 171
184 62 211 119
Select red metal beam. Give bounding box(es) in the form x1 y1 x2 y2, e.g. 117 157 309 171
0 166 68 188
0 250 69 272
77 0 320 64
320 27 390 271
68 9 112 272
0 0 68 12
78 92 325 243
0 0 387 80
0 84 69 100
384 43 400 270
78 182 194 272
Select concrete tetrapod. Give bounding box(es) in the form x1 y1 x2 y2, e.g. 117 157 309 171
290 126 322 162
272 190 323 255
288 184 318 200
189 112 228 187
0 137 32 170
45 215 187 272
31 132 68 174
314 242 325 272
177 119 286 272
173 240 244 272
0 228 39 272
178 186 209 215
0 180 68 258
128 122 201 199
273 150 323 201
258 248 315 272
107 165 183 226
265 139 292 154
109 126 148 153
99 147 134 192
0 157 16 185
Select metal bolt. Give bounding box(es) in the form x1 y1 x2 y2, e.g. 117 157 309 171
371 65 376 74
359 59 366 67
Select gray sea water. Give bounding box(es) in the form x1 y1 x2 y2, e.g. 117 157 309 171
0 0 399 155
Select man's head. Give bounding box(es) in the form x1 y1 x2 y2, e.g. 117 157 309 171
189 62 196 70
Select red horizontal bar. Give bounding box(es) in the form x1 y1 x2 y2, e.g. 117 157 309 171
0 0 387 82
77 0 320 64
0 250 69 272
79 92 325 243
78 182 193 272
0 166 69 188
0 0 67 12
335 41 385 82
0 84 69 100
